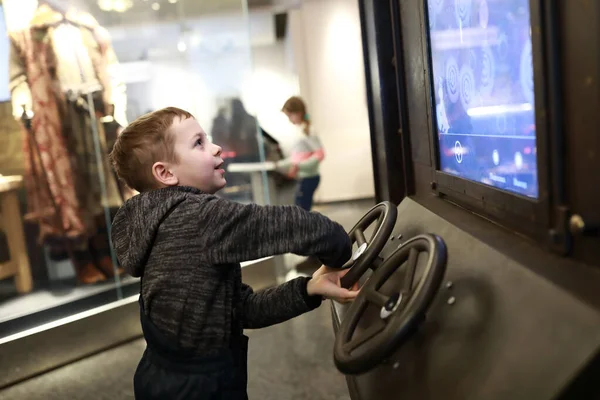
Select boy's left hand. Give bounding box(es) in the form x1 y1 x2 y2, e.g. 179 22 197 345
307 265 360 303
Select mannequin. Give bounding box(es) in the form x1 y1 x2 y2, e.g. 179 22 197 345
212 98 260 162
9 1 127 284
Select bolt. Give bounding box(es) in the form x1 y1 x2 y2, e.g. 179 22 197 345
393 361 400 369
397 234 402 240
446 281 453 289
447 296 456 305
390 235 395 241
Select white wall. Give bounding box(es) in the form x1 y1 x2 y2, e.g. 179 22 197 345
243 42 302 154
289 0 374 203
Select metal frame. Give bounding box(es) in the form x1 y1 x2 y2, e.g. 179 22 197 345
556 0 600 262
359 0 600 266
344 0 600 397
330 196 600 400
361 0 600 263
359 0 408 205
419 0 559 247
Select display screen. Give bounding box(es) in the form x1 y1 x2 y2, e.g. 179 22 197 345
427 0 538 198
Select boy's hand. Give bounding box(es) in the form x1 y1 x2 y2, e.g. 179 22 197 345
307 265 360 303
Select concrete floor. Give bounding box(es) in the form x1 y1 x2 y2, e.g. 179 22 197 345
0 199 375 400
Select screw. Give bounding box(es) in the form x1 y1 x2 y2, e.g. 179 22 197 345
446 281 453 289
568 215 599 236
397 234 402 240
390 235 395 241
447 296 456 305
393 361 400 369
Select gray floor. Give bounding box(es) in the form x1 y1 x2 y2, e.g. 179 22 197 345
0 199 375 400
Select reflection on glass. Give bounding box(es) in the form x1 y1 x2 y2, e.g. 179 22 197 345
103 1 271 204
0 0 135 329
427 0 539 198
0 0 270 338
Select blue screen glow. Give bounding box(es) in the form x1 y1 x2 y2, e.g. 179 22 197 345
427 0 538 198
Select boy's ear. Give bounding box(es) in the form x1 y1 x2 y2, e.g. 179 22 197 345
152 161 179 187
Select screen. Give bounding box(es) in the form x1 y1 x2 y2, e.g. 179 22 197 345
427 0 538 198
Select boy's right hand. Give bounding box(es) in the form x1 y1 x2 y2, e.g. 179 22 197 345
307 265 360 303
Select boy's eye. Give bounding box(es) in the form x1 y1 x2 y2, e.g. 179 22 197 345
195 138 203 146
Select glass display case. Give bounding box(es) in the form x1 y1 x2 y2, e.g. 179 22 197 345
0 0 293 387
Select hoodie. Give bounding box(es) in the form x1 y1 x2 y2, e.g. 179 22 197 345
111 186 352 353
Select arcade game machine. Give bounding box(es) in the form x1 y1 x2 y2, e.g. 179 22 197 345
330 0 600 399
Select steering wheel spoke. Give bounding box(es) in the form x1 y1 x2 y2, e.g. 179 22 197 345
354 228 367 246
364 287 389 308
371 256 384 270
342 319 387 353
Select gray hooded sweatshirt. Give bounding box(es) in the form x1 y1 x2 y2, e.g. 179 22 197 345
111 186 352 354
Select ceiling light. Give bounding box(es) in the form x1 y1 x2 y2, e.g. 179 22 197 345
97 0 133 12
152 2 161 10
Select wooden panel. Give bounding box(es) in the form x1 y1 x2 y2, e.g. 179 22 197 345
0 261 17 280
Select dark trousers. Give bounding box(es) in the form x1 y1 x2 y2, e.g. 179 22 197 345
295 175 321 211
134 298 248 400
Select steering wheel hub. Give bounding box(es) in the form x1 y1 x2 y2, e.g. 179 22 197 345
352 242 368 261
380 292 402 320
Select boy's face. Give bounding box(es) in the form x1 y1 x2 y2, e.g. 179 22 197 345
168 116 226 193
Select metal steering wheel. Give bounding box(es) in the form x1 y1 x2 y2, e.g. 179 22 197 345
338 202 397 289
334 234 448 375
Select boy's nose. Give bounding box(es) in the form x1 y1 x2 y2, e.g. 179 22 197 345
213 143 222 156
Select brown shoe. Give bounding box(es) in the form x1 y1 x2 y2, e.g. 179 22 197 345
96 255 124 278
75 262 106 284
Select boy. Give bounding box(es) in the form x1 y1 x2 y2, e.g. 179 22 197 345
109 107 358 399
